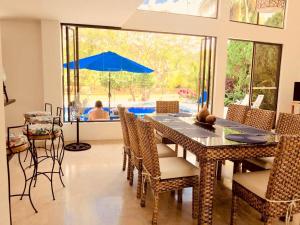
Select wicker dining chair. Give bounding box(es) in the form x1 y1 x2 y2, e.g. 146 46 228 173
216 104 251 178
124 111 176 198
243 113 300 171
244 108 276 131
231 135 300 225
226 104 250 124
155 101 180 155
156 101 179 113
117 106 131 179
136 119 199 225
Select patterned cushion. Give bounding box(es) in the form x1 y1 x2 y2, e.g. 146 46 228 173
7 133 28 148
24 111 51 120
24 124 61 136
28 115 53 124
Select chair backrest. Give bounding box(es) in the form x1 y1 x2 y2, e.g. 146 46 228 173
56 107 63 117
275 113 300 135
136 119 160 178
240 94 250 106
117 106 130 148
244 108 275 131
266 135 300 209
124 111 141 159
252 95 264 108
226 104 250 124
45 103 53 115
156 101 179 113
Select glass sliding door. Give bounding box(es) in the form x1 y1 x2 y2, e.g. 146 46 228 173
62 24 217 121
198 37 216 112
63 26 79 121
225 39 282 112
251 43 282 111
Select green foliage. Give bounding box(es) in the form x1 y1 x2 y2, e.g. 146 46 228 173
71 28 202 103
225 40 253 106
225 40 281 111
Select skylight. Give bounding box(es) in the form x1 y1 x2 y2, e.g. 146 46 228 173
138 0 218 18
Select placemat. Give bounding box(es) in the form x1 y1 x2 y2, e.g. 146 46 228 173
225 134 268 144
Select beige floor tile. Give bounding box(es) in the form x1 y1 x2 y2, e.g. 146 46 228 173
8 140 299 225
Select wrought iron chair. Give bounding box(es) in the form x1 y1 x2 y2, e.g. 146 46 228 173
124 111 176 198
137 119 199 225
231 135 300 225
7 125 37 213
24 117 65 200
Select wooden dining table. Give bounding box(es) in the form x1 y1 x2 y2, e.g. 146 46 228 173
145 113 279 225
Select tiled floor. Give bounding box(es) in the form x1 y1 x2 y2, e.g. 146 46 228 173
9 140 299 225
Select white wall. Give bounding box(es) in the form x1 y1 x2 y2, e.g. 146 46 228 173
1 0 300 142
0 26 10 225
1 20 44 127
0 19 122 141
40 20 123 141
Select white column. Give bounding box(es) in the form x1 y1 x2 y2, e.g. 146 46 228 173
41 20 63 108
0 24 10 225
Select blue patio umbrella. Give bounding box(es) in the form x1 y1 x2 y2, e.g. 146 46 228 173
63 51 154 111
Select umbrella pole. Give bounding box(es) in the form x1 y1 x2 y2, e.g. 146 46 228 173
108 72 111 115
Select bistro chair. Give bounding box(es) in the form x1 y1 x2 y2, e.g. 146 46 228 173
243 113 300 171
155 101 180 155
124 111 176 198
226 104 250 124
24 117 65 200
244 108 276 131
117 106 131 179
7 125 37 213
137 119 199 225
231 135 300 225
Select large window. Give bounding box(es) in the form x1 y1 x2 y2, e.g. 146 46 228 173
138 0 219 18
230 0 286 28
62 25 216 122
225 39 282 111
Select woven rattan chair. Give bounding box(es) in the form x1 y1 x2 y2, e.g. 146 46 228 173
155 101 180 155
226 104 250 124
156 101 179 113
218 104 250 178
231 135 300 225
244 108 276 131
117 106 131 179
243 113 300 171
136 119 199 225
124 111 176 198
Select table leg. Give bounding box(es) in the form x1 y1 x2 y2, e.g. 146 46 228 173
198 160 217 225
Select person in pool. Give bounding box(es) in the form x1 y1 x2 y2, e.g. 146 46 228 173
88 100 109 121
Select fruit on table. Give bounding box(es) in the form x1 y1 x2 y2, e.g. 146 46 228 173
205 115 216 125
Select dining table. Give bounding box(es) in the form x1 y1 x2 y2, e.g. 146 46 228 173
145 113 279 225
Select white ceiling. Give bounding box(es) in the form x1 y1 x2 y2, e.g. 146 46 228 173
0 0 143 27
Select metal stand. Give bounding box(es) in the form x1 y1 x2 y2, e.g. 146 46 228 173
64 117 91 151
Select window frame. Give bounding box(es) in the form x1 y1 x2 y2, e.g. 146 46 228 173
137 0 220 19
226 38 283 113
229 0 287 29
61 23 217 123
